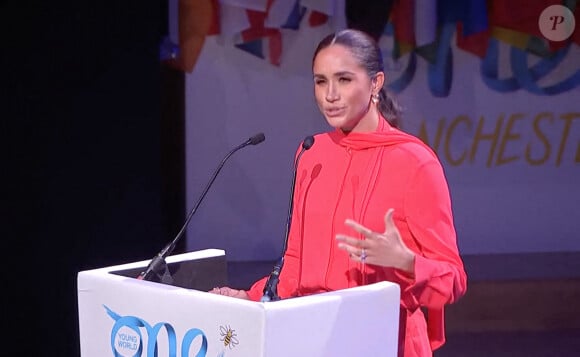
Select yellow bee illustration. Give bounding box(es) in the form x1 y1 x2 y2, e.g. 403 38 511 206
219 325 239 349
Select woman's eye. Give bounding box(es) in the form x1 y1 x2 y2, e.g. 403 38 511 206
339 77 351 83
315 79 326 85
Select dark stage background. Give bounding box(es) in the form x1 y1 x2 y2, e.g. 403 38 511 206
2 1 182 355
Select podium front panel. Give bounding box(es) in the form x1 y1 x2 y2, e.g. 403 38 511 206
77 250 266 356
77 250 401 357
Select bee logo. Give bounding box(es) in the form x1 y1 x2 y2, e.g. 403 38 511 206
219 325 239 349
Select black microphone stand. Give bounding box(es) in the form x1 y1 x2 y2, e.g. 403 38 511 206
137 133 266 283
261 136 314 302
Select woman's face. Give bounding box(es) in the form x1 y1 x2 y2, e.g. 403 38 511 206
312 44 379 132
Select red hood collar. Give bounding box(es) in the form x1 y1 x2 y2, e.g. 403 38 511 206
330 116 426 150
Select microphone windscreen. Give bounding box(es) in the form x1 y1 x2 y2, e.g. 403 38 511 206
249 133 266 145
303 135 315 150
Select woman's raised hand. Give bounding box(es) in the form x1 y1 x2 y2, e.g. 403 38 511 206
336 208 415 274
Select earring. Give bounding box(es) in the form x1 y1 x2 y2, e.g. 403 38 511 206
371 93 379 104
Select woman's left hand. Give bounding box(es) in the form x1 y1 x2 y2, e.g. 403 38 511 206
208 286 250 300
336 208 415 274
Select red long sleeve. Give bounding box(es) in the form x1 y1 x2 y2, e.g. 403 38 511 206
399 160 467 311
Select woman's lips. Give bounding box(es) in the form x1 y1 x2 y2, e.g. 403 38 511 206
325 107 345 117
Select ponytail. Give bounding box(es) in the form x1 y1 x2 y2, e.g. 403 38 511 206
377 88 402 128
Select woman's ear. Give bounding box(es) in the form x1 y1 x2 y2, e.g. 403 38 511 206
373 72 385 93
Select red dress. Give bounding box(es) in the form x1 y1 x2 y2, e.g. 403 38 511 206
247 118 467 356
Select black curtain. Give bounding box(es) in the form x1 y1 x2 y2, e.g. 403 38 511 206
346 0 394 41
1 1 183 355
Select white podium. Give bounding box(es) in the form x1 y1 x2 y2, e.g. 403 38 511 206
77 249 401 357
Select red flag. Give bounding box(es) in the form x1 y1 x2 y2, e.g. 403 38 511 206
240 0 282 66
308 10 328 27
208 0 221 35
456 23 490 58
573 4 580 45
489 0 568 51
391 0 415 49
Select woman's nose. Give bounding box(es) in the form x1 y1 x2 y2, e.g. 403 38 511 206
326 83 339 102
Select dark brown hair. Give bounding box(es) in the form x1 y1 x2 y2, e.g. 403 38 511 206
313 29 402 128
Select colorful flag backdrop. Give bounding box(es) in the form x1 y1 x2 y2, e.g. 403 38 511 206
171 0 580 260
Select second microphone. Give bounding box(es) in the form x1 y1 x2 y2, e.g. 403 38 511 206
261 135 315 302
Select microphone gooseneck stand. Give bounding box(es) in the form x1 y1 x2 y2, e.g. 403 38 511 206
261 135 314 302
137 133 266 283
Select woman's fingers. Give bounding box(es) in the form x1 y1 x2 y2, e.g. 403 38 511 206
208 286 251 300
344 218 373 237
383 208 396 235
336 234 364 246
336 234 369 262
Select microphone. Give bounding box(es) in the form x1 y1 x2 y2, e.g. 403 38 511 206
137 132 266 281
261 135 315 302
